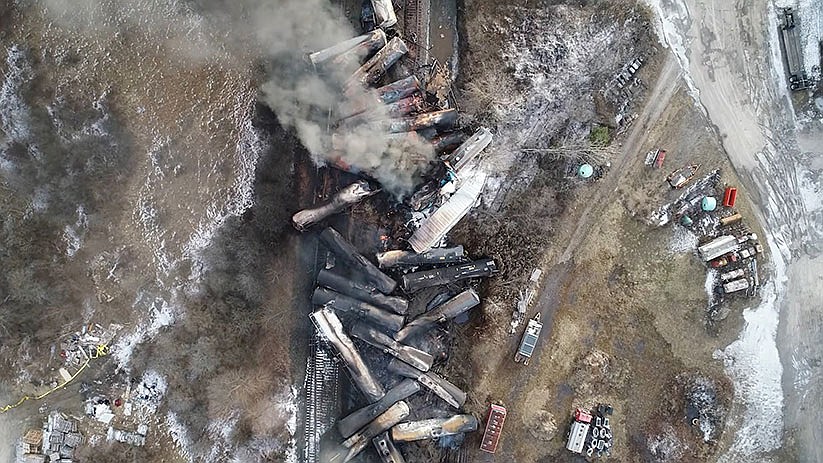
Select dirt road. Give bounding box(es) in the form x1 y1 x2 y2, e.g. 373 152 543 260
650 0 823 460
559 54 682 263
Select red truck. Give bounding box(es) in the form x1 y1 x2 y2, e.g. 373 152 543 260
480 404 507 454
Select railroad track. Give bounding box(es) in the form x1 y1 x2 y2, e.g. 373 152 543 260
403 0 431 67
301 166 343 463
302 338 341 463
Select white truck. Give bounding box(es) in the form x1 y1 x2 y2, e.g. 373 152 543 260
514 313 543 366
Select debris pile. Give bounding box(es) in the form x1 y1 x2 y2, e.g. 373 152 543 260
565 405 614 458
509 268 542 334
648 168 765 323
56 323 119 387
676 373 729 443
294 7 504 461
304 223 495 462
39 412 82 463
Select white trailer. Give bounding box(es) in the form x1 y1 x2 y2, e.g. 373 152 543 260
723 278 749 294
720 268 745 282
698 235 740 262
566 421 591 454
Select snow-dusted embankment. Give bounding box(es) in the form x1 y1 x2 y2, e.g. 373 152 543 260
646 0 823 460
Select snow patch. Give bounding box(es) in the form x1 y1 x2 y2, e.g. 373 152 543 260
715 236 787 461
63 205 88 258
644 0 703 104
0 45 33 143
647 425 687 462
112 292 177 368
797 163 823 241
276 386 299 463
185 99 265 277
704 269 717 306
133 135 177 276
668 226 697 254
165 411 194 462
132 369 168 420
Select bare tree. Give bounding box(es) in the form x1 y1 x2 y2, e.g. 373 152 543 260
521 141 619 165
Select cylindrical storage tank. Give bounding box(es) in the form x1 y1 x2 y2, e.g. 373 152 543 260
578 163 594 178
702 196 717 211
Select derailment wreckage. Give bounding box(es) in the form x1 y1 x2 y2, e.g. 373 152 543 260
370 0 397 29
327 401 410 463
319 227 397 294
312 287 404 332
308 31 374 66
350 322 434 371
388 358 467 409
346 37 409 94
310 308 385 403
391 415 479 442
330 28 388 67
292 180 378 231
444 127 493 173
401 258 498 292
394 289 480 342
317 268 408 315
338 75 421 119
407 172 488 253
338 379 422 439
384 109 459 133
376 246 465 268
298 17 501 460
373 431 406 463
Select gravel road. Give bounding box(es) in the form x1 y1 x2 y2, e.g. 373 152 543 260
650 0 823 461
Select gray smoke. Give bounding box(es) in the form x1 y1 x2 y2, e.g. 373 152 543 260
254 0 435 197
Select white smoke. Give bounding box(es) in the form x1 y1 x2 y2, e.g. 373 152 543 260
254 0 436 197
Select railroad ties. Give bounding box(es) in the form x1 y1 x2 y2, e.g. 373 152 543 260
302 338 341 463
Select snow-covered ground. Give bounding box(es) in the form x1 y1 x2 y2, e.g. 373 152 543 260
775 0 823 80
647 0 823 460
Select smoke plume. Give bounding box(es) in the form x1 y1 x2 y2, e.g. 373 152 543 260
255 0 436 197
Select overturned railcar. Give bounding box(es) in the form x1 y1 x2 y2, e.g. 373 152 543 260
328 401 410 463
394 289 480 342
444 127 493 173
312 287 404 332
388 358 467 408
310 308 385 403
373 431 406 463
292 180 378 231
338 379 421 439
390 415 479 442
376 246 465 268
319 227 397 294
316 269 408 315
350 322 434 371
400 259 498 292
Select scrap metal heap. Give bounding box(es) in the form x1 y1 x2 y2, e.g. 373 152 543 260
296 10 502 461
647 166 765 322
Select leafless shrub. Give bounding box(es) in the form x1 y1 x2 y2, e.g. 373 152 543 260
461 61 521 128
